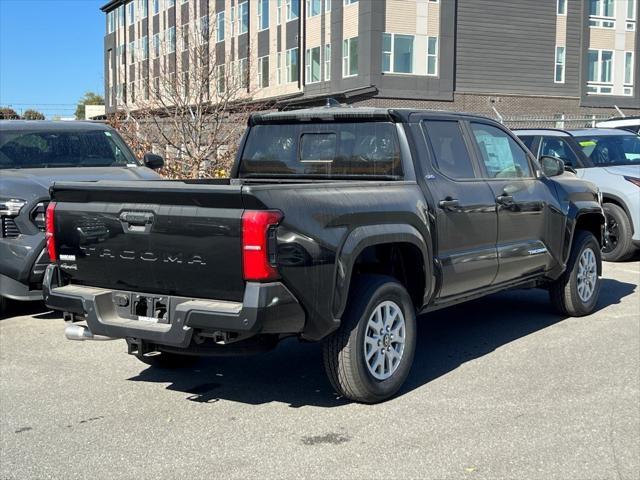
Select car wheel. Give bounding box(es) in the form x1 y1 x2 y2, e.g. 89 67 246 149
549 230 601 317
602 203 635 262
135 351 199 369
323 275 416 404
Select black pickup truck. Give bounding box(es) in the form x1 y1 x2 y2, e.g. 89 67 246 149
43 108 604 403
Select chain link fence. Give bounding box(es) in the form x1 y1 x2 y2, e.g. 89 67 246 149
501 113 613 130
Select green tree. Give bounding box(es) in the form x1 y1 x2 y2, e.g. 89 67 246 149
75 92 104 120
0 107 20 119
22 109 45 120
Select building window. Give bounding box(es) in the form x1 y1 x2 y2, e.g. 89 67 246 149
589 0 615 28
305 46 321 83
127 1 135 25
152 0 160 15
277 0 282 25
554 46 565 83
286 0 300 20
230 6 235 37
258 55 270 88
167 26 176 53
382 33 414 74
325 0 331 12
107 11 115 33
167 0 175 7
118 5 125 27
427 36 438 76
238 2 249 34
141 35 149 60
342 36 358 77
216 11 225 42
153 33 160 58
215 64 226 94
181 25 189 51
128 40 136 63
200 15 209 41
286 47 299 82
277 52 283 84
237 57 248 88
556 0 566 15
344 0 358 5
627 0 637 30
139 0 147 18
258 0 270 31
624 51 634 95
324 44 331 81
587 49 614 94
307 0 321 17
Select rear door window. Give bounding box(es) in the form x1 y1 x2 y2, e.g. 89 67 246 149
422 120 476 179
239 122 402 178
470 123 533 178
518 135 537 153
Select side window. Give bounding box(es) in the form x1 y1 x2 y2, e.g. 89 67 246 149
517 135 537 152
539 136 579 167
422 120 476 179
470 123 533 178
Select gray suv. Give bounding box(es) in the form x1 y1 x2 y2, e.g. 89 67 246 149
0 121 163 312
514 128 640 262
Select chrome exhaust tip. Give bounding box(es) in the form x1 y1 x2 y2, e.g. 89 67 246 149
65 324 116 341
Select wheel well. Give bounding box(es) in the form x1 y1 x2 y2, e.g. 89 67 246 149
351 243 425 309
601 196 634 234
575 213 604 247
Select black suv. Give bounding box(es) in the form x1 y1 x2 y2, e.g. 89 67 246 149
0 121 163 312
43 108 604 403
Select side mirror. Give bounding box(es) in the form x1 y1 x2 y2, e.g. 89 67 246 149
539 155 565 177
143 152 164 170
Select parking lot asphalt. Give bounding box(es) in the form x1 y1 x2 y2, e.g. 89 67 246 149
1 259 638 480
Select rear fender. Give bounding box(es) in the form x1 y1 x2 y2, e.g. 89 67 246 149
332 224 432 319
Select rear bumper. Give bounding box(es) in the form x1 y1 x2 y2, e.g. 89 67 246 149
43 265 305 348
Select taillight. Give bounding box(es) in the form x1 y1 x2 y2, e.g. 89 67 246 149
45 201 57 261
242 210 282 281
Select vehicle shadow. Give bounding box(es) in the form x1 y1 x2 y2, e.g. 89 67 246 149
127 277 635 407
0 300 59 320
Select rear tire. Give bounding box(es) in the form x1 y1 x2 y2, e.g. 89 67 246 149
135 351 199 369
549 230 601 317
602 203 635 262
323 275 416 404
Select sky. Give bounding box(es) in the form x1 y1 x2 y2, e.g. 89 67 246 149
0 0 105 119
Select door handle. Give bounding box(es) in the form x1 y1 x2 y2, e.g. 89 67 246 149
438 198 460 210
496 194 514 205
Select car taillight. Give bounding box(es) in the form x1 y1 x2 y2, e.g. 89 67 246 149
242 210 282 281
45 201 57 261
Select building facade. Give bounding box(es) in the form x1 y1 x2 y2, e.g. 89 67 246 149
101 0 640 118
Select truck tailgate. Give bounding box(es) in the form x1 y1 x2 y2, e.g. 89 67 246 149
51 180 246 302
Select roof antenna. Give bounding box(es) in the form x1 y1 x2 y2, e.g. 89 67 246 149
325 97 340 108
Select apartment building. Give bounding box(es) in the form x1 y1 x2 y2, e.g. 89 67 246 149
101 0 640 117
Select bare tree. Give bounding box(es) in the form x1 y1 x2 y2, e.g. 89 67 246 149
112 17 262 179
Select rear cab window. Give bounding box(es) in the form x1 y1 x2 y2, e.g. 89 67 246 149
421 120 476 179
239 122 403 179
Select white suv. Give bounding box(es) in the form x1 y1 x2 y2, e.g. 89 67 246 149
515 128 640 262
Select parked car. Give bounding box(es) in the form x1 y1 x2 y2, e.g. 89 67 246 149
596 116 640 134
514 128 640 262
43 108 604 403
0 120 164 312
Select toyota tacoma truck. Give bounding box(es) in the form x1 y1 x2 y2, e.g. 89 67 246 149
43 108 604 403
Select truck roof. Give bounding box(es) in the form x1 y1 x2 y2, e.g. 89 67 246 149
249 107 495 125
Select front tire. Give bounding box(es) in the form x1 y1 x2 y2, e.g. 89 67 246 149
602 203 635 262
549 230 601 316
323 275 416 404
